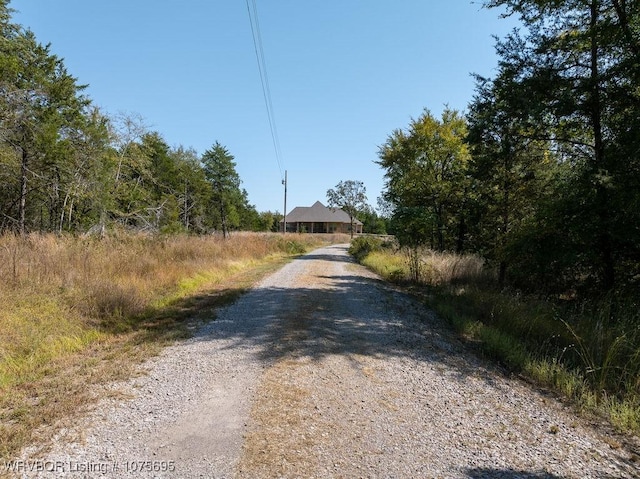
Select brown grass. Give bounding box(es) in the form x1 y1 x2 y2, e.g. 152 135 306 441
418 249 487 285
361 246 488 286
0 231 347 462
238 303 318 478
239 360 316 477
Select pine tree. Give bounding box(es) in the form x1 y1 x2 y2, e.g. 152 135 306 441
201 142 242 238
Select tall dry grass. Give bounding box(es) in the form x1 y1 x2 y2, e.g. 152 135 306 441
414 249 487 285
0 231 342 461
352 237 488 286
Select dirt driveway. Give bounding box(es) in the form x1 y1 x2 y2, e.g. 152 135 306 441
19 244 638 478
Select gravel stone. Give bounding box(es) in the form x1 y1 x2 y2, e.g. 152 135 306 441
16 244 640 478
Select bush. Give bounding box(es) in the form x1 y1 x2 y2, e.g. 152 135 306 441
361 251 407 283
284 240 307 255
348 236 383 261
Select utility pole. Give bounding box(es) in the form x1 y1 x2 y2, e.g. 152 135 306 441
282 170 287 234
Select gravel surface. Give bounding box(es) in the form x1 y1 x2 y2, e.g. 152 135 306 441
15 244 640 478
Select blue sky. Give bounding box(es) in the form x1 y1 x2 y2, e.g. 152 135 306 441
10 1 518 214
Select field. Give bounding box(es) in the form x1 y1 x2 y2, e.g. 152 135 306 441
0 232 347 461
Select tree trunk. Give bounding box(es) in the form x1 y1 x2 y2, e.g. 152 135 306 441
498 260 507 288
220 201 228 239
19 148 28 235
590 0 615 290
498 144 512 289
456 213 466 254
60 191 70 234
435 205 444 251
183 179 189 231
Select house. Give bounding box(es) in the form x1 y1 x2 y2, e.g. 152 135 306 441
281 201 363 234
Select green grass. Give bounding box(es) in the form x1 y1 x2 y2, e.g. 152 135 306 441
351 242 640 436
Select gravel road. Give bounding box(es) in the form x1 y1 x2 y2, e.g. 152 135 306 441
17 244 639 478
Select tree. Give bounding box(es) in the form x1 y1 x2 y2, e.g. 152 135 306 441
482 0 640 291
0 1 97 233
256 210 283 232
377 108 471 252
201 142 242 238
171 145 210 233
143 132 188 232
0 1 271 237
326 180 368 238
55 107 111 233
467 69 555 286
234 187 261 231
357 205 387 235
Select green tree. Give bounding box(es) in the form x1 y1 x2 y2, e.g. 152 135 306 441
201 142 242 238
103 113 153 230
109 132 153 230
171 145 211 233
0 1 98 233
55 107 111 233
467 69 555 286
377 108 471 252
357 205 387 235
326 180 368 238
256 210 283 232
484 0 640 291
134 132 175 231
234 187 260 231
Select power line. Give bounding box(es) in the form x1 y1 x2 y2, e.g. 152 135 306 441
246 0 284 181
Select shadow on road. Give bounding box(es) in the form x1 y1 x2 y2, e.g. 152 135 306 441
293 251 356 263
465 468 565 479
187 244 487 388
168 244 635 479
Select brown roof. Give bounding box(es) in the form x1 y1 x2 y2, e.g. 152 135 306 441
283 201 363 225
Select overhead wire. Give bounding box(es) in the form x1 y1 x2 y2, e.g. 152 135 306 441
246 0 284 181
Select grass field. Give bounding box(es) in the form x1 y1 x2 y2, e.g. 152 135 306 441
0 231 347 461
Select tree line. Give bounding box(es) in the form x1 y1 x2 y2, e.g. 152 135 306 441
0 1 392 237
0 2 282 236
378 0 640 295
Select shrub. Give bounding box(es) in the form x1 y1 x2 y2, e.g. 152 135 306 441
348 236 383 261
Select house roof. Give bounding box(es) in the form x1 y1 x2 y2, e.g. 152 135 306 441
283 201 363 225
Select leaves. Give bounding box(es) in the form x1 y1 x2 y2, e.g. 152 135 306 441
378 108 470 251
202 142 257 237
326 180 368 238
0 4 268 236
474 0 640 293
